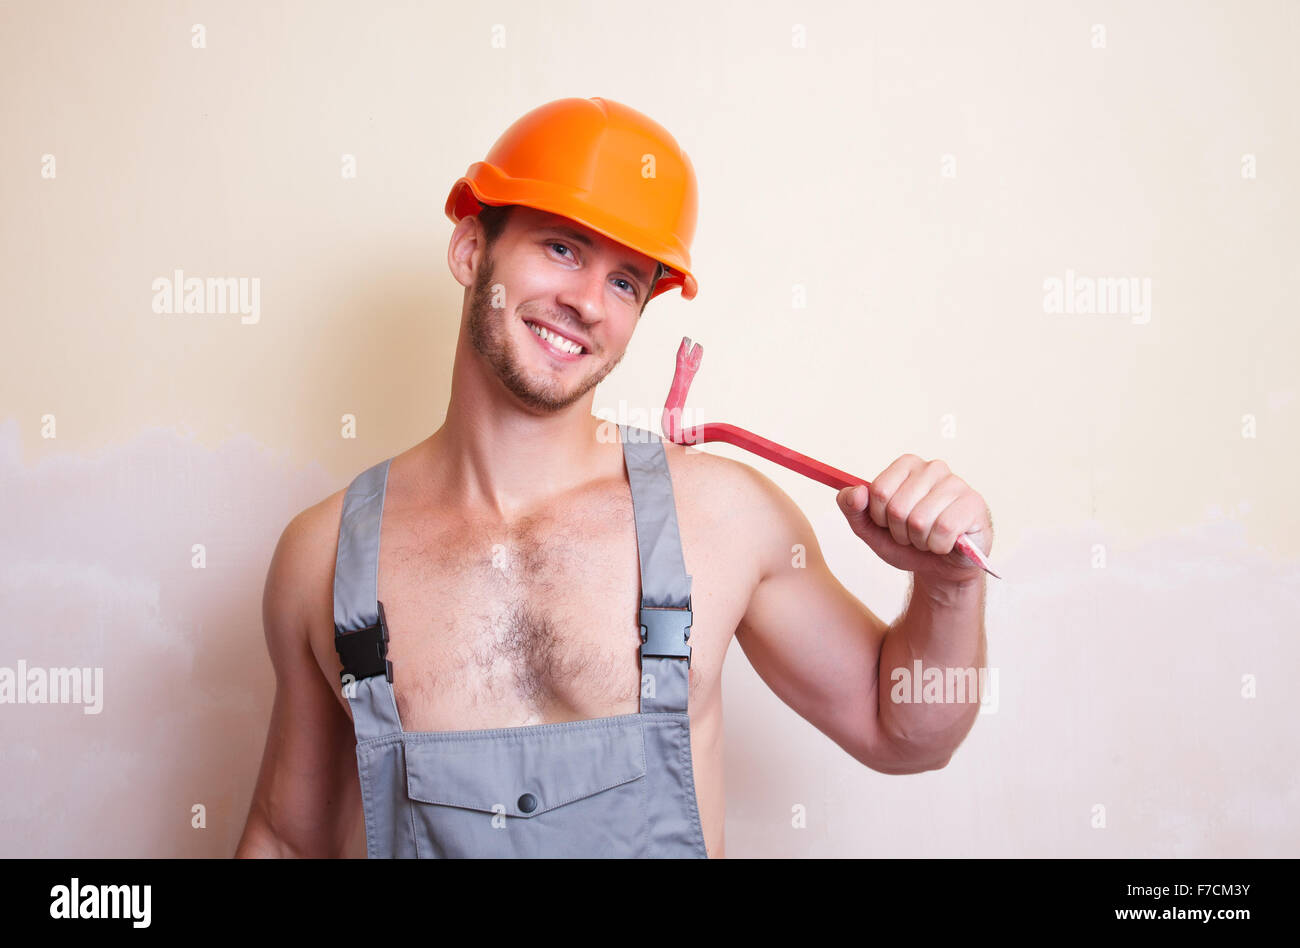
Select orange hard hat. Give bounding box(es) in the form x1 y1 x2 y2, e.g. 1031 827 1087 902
445 97 699 302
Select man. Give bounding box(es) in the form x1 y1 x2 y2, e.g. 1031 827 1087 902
235 97 992 859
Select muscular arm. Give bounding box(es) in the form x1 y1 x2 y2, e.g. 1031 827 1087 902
876 572 986 767
731 463 952 775
235 506 363 858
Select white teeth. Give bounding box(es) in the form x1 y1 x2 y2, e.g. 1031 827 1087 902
527 321 583 354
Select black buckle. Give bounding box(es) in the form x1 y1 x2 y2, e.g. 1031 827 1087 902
639 600 692 667
334 600 393 684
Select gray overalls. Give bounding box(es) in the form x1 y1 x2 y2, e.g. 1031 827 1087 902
332 423 708 858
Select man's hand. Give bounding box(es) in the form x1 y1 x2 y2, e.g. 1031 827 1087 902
836 455 993 588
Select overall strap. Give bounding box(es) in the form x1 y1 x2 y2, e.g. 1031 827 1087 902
332 457 403 741
619 423 693 714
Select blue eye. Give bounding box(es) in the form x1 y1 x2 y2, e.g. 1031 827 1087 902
548 241 638 299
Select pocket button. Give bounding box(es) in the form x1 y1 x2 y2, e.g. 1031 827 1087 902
518 792 538 813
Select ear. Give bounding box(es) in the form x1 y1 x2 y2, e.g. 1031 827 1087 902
447 215 487 290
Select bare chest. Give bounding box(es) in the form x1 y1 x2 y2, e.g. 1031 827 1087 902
326 474 740 732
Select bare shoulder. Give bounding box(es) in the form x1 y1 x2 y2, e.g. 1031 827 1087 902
660 440 771 505
659 440 800 574
263 483 349 653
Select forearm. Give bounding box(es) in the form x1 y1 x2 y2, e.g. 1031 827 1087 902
876 573 988 766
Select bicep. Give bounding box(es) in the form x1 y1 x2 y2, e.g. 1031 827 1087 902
733 470 919 773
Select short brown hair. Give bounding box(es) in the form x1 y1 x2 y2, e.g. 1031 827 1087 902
476 202 515 249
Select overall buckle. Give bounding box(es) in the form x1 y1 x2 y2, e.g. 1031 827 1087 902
334 600 394 684
639 600 692 667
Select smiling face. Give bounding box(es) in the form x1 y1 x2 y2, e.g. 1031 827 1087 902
461 205 661 414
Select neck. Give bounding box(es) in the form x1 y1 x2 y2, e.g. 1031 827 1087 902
423 331 613 522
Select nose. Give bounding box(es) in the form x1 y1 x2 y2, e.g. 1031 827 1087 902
553 263 607 326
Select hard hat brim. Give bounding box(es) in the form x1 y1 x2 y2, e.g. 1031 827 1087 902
445 175 698 302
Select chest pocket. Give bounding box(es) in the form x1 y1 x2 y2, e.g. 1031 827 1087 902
402 715 650 858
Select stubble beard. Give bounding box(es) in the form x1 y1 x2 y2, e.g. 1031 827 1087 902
466 254 625 414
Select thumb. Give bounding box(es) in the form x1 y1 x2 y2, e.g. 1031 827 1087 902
838 483 895 551
837 482 914 569
838 484 869 520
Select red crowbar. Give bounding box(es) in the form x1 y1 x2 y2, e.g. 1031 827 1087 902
660 337 1001 580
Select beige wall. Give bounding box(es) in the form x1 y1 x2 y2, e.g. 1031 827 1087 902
2 0 1296 857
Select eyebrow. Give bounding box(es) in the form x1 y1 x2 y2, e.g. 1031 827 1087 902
536 224 653 296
